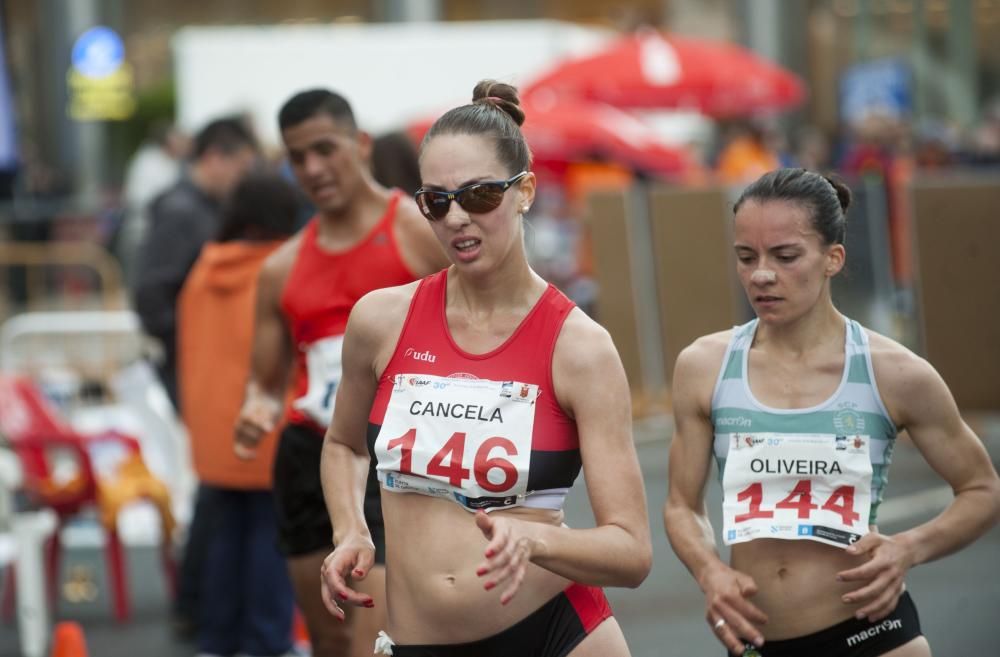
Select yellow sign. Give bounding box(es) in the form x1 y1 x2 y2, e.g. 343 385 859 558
67 63 136 121
66 26 135 121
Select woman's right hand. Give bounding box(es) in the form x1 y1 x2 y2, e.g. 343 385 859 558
320 536 377 620
699 563 768 654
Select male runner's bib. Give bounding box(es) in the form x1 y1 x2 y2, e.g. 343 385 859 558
369 270 580 512
711 318 897 548
280 192 416 432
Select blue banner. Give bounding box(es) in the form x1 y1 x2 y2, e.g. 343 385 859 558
0 11 18 170
839 58 912 125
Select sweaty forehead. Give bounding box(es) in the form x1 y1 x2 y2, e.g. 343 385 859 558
419 133 504 186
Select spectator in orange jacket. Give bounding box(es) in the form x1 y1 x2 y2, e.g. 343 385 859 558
177 170 300 657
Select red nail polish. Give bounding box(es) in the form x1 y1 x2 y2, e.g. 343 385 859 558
476 567 487 577
364 600 375 608
484 581 496 591
485 549 494 558
354 569 365 577
338 592 348 600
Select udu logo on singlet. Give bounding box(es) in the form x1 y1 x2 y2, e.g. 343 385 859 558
404 347 437 363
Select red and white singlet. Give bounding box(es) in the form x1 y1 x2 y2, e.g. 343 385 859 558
369 270 582 512
281 192 416 432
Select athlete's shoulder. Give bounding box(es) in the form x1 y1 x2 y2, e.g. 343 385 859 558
552 307 632 392
863 326 929 376
863 326 942 403
558 306 615 352
351 280 422 328
261 230 305 281
678 330 734 371
254 230 305 301
669 330 734 415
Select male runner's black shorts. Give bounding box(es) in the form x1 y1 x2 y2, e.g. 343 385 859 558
273 422 386 561
387 583 613 657
732 590 923 657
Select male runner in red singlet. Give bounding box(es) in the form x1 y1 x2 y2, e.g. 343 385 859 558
234 89 447 657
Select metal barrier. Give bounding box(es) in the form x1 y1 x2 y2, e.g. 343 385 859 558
0 310 143 382
0 241 126 322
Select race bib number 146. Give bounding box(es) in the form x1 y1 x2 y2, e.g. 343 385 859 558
375 374 539 510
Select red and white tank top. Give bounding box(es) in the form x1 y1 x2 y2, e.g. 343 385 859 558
368 270 581 512
281 192 416 432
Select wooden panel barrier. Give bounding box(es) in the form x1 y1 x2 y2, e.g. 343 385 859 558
911 177 1000 411
648 187 740 383
584 190 644 390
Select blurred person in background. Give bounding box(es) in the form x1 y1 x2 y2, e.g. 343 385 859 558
963 98 1000 167
234 88 447 657
793 126 832 172
716 119 783 185
371 131 422 196
278 130 422 233
664 168 1000 657
178 170 299 657
912 120 958 170
318 80 651 657
838 111 915 288
134 115 258 409
134 115 258 640
116 120 190 289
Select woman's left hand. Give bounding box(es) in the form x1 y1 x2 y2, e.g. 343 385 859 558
836 530 916 622
474 510 541 606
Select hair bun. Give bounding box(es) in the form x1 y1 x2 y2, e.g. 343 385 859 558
471 80 525 126
822 173 852 213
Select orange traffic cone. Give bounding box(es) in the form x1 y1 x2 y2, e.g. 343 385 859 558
292 607 310 652
50 621 88 657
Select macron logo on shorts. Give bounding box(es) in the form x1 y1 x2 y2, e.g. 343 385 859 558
404 347 437 363
846 618 902 647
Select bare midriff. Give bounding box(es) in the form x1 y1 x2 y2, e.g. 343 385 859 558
381 491 570 645
730 528 878 640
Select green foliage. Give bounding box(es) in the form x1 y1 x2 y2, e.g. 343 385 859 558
106 79 176 185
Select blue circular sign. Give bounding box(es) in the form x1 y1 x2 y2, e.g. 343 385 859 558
71 26 124 78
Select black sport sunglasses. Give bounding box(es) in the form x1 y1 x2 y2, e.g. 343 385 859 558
414 171 528 222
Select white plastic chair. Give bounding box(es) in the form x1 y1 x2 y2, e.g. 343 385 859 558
1 447 58 657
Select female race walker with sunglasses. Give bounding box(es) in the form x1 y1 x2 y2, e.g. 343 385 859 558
317 80 652 657
664 168 1000 657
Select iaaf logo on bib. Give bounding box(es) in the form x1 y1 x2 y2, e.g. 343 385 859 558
404 347 437 363
732 434 765 449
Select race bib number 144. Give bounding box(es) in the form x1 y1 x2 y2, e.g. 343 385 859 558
721 433 872 548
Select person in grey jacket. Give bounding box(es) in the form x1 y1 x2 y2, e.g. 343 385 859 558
134 116 258 408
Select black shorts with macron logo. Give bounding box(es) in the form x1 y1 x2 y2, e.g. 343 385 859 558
733 591 923 657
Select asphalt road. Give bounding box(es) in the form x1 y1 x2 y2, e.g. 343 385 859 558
3 415 998 657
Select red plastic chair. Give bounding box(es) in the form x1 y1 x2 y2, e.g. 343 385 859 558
0 374 176 622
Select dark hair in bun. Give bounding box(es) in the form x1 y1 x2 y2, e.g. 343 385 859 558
733 168 851 246
422 79 532 174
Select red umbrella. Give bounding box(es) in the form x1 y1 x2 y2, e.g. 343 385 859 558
524 30 806 118
407 97 693 180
